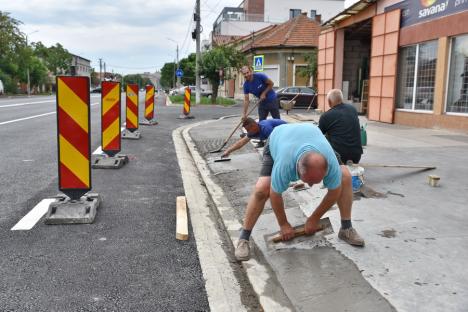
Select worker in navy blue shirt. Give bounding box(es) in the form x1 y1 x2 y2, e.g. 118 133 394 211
241 65 280 122
222 117 286 158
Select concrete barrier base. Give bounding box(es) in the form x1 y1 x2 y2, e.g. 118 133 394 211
44 193 101 225
92 154 128 169
121 129 141 140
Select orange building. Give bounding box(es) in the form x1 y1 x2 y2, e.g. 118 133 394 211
317 0 468 131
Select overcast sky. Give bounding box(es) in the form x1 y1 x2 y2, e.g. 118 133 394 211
0 0 240 74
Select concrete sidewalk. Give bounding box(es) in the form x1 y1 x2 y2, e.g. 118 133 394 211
183 112 468 312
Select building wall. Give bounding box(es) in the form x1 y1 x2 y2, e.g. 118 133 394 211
220 21 272 36
265 0 344 23
71 56 91 78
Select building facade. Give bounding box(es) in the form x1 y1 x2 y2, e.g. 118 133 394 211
70 54 91 78
317 0 468 131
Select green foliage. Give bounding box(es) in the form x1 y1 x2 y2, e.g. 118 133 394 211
169 95 235 106
199 46 246 103
0 11 74 93
122 74 152 89
160 62 176 89
179 53 196 86
297 49 318 87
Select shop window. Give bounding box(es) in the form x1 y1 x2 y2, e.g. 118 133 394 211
396 41 437 111
446 34 468 114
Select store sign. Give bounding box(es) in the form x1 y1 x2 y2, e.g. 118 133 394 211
386 0 468 28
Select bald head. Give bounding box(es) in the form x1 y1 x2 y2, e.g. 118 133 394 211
327 89 343 108
297 152 328 185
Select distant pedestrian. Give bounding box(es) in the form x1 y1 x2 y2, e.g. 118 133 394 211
222 118 286 158
319 89 363 164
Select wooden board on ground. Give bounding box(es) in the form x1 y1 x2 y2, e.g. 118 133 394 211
176 196 189 240
271 217 332 243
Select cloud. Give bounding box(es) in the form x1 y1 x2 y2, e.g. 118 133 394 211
1 0 240 74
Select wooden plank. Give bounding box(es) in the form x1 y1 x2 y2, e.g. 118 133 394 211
357 163 436 170
176 196 189 240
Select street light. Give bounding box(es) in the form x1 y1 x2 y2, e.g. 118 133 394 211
166 37 180 87
26 30 39 97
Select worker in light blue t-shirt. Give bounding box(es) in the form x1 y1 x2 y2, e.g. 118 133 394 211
234 123 365 262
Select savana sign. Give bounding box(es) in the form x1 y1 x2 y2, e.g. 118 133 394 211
386 0 468 27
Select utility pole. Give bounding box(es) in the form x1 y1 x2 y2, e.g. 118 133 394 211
195 0 201 104
104 62 106 80
173 59 176 89
26 30 38 97
176 44 180 87
99 58 103 82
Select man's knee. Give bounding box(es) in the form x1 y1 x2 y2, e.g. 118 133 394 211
254 179 270 201
341 165 352 186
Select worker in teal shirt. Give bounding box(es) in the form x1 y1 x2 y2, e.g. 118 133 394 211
222 118 286 158
234 123 365 261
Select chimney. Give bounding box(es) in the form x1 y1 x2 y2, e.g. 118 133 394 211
315 14 322 23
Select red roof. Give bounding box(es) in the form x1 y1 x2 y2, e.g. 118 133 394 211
241 13 321 51
212 35 243 46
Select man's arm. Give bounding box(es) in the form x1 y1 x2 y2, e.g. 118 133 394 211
243 94 250 119
270 190 295 241
305 186 341 234
222 137 250 157
260 78 274 101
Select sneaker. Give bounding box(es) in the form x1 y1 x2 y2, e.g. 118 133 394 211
235 239 250 261
338 227 365 246
255 141 265 148
240 133 246 138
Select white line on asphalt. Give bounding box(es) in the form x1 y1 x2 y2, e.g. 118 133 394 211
0 100 54 108
0 111 56 125
11 198 56 230
0 102 99 126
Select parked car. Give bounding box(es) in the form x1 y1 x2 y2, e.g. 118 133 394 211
276 86 317 109
91 87 101 93
171 86 212 97
0 79 4 95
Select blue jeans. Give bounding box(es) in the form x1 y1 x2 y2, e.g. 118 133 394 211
258 100 280 121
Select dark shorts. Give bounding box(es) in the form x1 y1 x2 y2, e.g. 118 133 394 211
259 142 343 178
259 141 274 177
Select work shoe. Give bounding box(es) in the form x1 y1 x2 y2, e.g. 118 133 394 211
255 141 265 148
240 133 247 138
235 239 250 261
338 227 365 246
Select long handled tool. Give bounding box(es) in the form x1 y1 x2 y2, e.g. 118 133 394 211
306 93 318 112
356 163 436 170
209 101 260 153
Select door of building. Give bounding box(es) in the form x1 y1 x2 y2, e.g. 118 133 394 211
368 9 401 123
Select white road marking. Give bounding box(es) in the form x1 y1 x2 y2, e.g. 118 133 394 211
0 100 54 108
93 146 103 155
0 102 99 126
0 111 56 125
11 198 56 230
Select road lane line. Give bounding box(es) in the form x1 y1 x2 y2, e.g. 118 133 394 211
0 102 99 126
0 100 54 108
11 198 56 230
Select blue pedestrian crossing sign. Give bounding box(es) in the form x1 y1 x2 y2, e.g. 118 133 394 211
176 68 184 78
253 55 264 72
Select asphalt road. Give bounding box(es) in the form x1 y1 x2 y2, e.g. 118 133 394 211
0 93 240 311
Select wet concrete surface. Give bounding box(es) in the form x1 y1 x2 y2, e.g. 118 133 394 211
189 118 396 312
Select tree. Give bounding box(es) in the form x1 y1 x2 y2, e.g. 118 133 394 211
160 62 176 89
44 43 72 75
0 11 25 93
179 53 196 86
297 49 318 88
199 46 245 103
122 74 152 89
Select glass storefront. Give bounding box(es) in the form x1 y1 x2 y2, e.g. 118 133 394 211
396 41 438 111
446 34 468 114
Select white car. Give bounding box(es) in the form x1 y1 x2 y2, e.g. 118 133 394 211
0 79 4 95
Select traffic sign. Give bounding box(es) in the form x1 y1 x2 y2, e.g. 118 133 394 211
253 55 264 72
176 69 184 77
